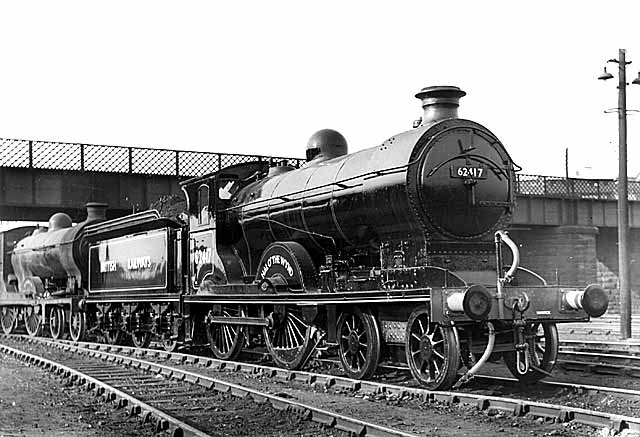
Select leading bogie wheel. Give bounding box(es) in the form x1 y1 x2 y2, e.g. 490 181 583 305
49 307 66 340
405 308 460 390
1 307 18 335
336 307 381 380
264 306 314 369
69 311 86 342
24 306 43 337
503 322 558 383
206 305 246 360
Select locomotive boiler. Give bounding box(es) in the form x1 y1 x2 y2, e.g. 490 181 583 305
229 86 514 280
0 85 609 391
11 203 108 297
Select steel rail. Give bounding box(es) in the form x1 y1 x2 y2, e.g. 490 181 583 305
318 357 640 400
0 342 210 437
10 335 640 433
0 336 418 437
557 346 640 377
561 339 640 349
473 374 640 399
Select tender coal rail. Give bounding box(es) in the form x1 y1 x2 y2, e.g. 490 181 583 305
8 335 639 435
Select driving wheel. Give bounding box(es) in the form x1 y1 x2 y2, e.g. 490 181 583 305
1 307 17 335
264 306 314 369
206 305 246 360
49 307 66 340
24 306 42 337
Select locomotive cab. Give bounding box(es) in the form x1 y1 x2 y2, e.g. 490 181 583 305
181 161 272 291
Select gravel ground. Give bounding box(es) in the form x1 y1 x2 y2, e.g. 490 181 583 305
3 337 636 437
0 355 156 436
309 355 640 421
153 356 601 436
0 343 349 436
476 361 640 418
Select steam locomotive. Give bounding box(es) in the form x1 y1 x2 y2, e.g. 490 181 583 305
0 86 608 390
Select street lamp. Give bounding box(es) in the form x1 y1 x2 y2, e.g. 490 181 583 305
598 48 640 339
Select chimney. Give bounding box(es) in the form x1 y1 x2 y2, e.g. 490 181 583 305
415 86 466 125
85 202 108 222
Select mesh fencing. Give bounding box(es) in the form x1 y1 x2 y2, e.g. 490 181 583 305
515 174 640 201
1 138 638 199
0 137 306 177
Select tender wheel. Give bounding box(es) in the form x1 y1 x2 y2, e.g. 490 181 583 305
504 322 558 383
131 331 152 348
105 329 123 345
24 306 42 337
49 307 66 340
264 307 314 369
1 307 18 335
159 307 181 351
104 305 124 345
337 307 381 379
69 311 86 342
405 308 460 390
206 305 245 360
161 337 179 352
131 307 153 348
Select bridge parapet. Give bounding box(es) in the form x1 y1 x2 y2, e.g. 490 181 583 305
516 174 640 201
2 137 640 226
0 138 305 178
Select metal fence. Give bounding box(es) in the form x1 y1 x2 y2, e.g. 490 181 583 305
0 138 306 178
2 138 639 201
515 174 640 201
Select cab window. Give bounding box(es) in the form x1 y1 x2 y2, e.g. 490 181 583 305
198 184 209 225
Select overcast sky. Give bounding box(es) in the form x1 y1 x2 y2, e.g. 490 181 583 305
1 1 640 179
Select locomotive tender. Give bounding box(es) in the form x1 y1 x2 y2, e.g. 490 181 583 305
0 86 608 390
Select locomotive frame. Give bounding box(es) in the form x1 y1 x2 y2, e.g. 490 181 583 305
0 85 609 390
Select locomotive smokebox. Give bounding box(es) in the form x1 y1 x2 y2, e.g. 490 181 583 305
415 85 466 125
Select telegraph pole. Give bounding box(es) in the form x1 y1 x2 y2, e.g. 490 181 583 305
599 48 637 339
617 49 631 339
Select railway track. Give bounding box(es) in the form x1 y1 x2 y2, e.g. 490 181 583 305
558 340 640 377
0 336 417 437
2 334 638 435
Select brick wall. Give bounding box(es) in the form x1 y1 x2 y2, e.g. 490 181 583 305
507 225 640 314
508 225 598 286
595 228 640 314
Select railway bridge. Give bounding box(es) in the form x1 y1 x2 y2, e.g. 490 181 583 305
1 137 639 311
